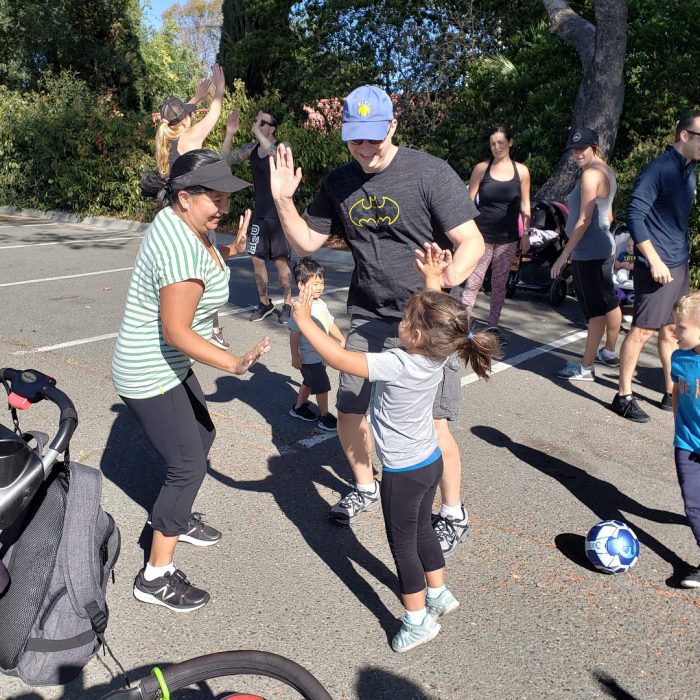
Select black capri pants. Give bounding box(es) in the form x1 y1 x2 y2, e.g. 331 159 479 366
571 256 619 321
121 370 215 537
380 454 445 595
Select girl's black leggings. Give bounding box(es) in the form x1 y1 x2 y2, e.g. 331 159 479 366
121 370 215 537
380 455 445 595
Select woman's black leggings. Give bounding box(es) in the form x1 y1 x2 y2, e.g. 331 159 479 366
121 370 215 537
380 455 445 595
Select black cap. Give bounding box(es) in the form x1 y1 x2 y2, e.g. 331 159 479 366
160 97 196 126
170 159 251 193
565 127 599 150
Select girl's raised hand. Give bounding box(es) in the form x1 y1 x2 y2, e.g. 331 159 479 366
292 282 314 322
415 241 451 276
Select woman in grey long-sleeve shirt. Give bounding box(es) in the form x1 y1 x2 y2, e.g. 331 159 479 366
551 127 622 382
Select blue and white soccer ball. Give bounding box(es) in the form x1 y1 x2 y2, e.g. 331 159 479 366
585 520 640 574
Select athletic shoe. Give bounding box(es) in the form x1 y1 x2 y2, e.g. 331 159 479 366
594 348 620 367
391 613 440 653
249 301 275 322
210 326 230 350
178 512 221 546
278 304 292 324
426 589 460 620
660 392 673 411
432 506 470 558
317 413 338 432
680 565 700 588
555 361 595 382
328 481 381 525
133 568 210 612
289 402 317 421
610 394 650 423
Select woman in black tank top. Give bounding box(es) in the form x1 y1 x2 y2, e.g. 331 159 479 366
461 127 531 340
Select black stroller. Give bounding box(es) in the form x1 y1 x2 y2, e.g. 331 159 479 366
485 199 572 307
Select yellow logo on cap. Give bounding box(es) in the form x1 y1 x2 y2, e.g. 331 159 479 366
357 102 371 118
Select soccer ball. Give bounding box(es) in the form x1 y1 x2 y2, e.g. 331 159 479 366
585 520 640 574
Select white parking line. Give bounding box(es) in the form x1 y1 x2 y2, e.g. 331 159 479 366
0 222 60 228
0 268 135 288
0 235 143 250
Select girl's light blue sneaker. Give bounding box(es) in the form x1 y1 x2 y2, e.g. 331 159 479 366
426 589 460 619
391 613 440 653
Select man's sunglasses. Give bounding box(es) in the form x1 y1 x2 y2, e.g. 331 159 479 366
349 137 385 145
684 129 700 138
260 119 277 127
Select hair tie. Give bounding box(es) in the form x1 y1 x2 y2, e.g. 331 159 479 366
466 331 474 341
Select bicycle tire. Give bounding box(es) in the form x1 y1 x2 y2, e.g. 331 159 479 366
136 650 333 700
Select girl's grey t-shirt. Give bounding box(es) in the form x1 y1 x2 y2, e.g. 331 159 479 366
366 348 447 470
566 166 617 261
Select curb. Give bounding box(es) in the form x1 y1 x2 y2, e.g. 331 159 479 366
0 206 150 232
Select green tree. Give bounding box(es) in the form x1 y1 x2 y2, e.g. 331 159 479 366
163 0 223 68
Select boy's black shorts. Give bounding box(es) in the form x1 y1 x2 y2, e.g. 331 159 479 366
301 362 331 395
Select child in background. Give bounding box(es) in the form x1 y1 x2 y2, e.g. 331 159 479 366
613 236 637 286
671 291 700 588
288 258 345 432
291 244 500 652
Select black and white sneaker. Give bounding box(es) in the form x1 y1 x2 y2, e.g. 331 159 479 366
660 392 673 412
278 304 292 324
317 413 338 432
680 565 700 588
249 301 275 322
329 481 381 525
290 402 317 421
432 505 470 558
133 568 210 612
178 512 222 546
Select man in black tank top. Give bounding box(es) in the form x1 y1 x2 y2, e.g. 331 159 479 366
222 111 294 323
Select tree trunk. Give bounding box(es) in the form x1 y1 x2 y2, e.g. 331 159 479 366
537 0 627 200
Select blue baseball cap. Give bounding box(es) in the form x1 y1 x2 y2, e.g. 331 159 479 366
341 85 393 142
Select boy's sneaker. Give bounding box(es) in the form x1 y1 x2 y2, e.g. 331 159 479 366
178 512 221 546
610 394 650 423
426 589 460 620
278 304 292 324
249 301 275 322
660 392 673 411
133 568 210 612
432 505 470 558
391 613 440 653
290 402 317 421
210 326 229 350
594 348 619 367
555 361 595 382
329 481 381 525
680 565 700 588
317 413 338 432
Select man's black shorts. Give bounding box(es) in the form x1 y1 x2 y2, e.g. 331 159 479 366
571 256 619 320
633 262 690 330
247 217 291 261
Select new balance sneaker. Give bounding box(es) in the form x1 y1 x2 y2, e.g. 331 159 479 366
249 301 275 322
133 568 210 612
328 481 381 525
178 512 221 546
317 413 338 432
432 505 470 558
594 348 620 367
278 304 292 324
660 392 673 412
210 326 230 350
290 402 317 421
555 361 595 382
391 613 440 653
680 565 700 588
611 394 650 423
426 589 460 620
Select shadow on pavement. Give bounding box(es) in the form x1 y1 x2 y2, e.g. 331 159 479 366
592 670 640 699
471 426 690 584
355 666 437 699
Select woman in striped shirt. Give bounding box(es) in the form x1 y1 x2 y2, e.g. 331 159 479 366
113 150 271 612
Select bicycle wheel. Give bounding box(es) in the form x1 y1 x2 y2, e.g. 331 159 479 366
106 650 333 700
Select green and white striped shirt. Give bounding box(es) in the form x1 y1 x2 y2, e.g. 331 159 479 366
112 207 230 399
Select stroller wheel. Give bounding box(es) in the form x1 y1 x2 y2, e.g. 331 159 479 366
505 270 518 299
549 277 568 307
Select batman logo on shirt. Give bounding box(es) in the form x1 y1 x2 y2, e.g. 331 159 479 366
349 196 400 227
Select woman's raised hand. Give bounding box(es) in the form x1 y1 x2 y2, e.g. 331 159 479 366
269 144 302 201
234 209 251 251
232 336 271 374
211 64 225 93
226 111 240 136
193 78 212 103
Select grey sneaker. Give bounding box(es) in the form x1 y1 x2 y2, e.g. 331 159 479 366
278 304 292 324
290 402 317 421
432 505 470 558
391 613 440 653
178 513 221 547
329 481 381 525
556 361 595 382
249 301 275 322
680 565 700 588
133 568 209 612
426 589 460 620
317 413 338 432
210 326 229 350
594 348 619 367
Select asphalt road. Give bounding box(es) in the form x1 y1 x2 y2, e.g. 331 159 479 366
0 213 698 700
